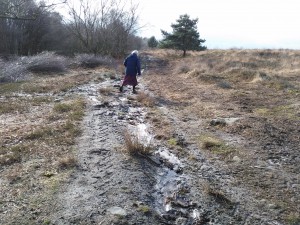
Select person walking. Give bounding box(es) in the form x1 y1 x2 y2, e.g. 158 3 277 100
120 50 141 94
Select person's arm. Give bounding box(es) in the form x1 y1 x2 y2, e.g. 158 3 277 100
124 58 127 67
136 58 141 75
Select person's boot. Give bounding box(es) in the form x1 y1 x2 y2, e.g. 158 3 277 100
119 85 123 92
132 86 137 94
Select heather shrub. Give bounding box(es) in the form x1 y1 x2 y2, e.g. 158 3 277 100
23 52 68 74
75 54 113 68
0 59 28 83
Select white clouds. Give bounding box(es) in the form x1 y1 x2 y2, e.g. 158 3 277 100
137 0 300 49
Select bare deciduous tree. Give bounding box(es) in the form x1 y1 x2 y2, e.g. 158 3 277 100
65 0 140 57
0 0 66 20
0 0 68 55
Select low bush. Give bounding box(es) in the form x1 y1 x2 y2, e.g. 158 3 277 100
24 52 68 74
75 54 112 68
0 59 27 83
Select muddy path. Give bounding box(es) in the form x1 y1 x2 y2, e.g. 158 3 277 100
51 76 196 225
50 57 290 224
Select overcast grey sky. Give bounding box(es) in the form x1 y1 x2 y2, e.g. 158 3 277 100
136 0 300 49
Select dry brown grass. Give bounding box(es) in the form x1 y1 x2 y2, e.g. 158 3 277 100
143 49 300 223
58 155 78 169
98 86 114 95
0 67 102 224
136 91 156 107
203 183 233 205
123 130 151 156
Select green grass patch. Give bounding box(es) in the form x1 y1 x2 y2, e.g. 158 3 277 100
58 83 76 93
54 103 73 113
22 83 53 94
0 82 23 95
198 134 236 157
54 99 85 117
25 127 55 140
267 80 295 90
286 213 300 225
30 96 52 106
137 205 151 214
167 138 177 146
0 144 29 166
0 101 27 114
255 105 299 120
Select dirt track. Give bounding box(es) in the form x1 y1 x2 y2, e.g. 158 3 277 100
50 51 299 224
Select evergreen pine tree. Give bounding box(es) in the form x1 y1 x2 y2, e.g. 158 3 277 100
160 14 206 56
148 36 158 48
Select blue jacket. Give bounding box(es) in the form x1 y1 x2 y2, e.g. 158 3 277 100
124 53 141 76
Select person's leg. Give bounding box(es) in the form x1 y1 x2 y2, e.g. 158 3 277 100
132 85 136 93
119 85 123 92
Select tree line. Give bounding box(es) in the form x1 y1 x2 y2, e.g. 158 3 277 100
0 0 206 58
0 0 143 57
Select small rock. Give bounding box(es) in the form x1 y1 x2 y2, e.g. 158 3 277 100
172 199 189 208
175 217 188 225
54 98 63 102
268 204 278 209
232 156 242 163
224 117 240 124
210 117 240 126
260 199 267 204
210 118 226 126
107 206 127 216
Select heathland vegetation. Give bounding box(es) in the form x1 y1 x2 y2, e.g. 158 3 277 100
0 1 299 224
0 49 299 224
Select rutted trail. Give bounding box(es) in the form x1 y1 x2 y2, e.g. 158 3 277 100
51 53 290 225
52 74 200 224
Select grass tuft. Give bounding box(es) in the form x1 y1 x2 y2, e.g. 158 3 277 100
98 87 114 96
25 127 54 140
199 134 236 158
123 130 151 156
204 184 233 205
0 82 23 94
0 101 26 114
0 151 22 166
58 155 77 169
286 213 300 225
136 92 156 107
137 205 151 214
54 103 73 113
